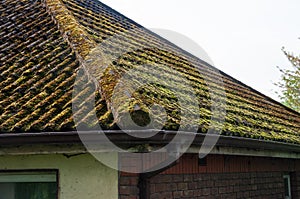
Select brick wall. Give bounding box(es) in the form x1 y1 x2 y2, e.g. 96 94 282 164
119 154 300 199
119 174 139 199
291 172 300 198
149 172 284 199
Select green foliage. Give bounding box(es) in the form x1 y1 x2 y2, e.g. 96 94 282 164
276 45 300 112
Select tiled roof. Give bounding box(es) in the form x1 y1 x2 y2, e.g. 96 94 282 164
1 0 300 144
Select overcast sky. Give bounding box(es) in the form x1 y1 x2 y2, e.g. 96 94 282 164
100 0 300 102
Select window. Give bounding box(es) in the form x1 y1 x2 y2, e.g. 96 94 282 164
283 174 291 199
0 171 58 199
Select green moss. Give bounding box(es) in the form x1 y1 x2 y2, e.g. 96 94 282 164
1 0 300 147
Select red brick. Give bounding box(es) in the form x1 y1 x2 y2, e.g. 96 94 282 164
177 182 188 190
183 174 193 182
119 186 131 195
183 190 194 197
155 184 166 192
173 191 183 198
188 182 197 189
202 188 211 195
172 175 183 182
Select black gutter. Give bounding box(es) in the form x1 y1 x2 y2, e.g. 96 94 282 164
0 130 300 153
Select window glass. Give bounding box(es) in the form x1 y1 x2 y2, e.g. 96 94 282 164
283 174 291 199
0 171 57 199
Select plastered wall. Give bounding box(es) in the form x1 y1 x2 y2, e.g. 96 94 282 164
0 153 118 199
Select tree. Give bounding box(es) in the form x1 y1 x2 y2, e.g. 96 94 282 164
276 45 300 112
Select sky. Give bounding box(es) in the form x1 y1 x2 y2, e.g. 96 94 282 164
100 0 300 102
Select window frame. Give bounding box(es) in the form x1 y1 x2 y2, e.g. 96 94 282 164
0 169 59 199
283 174 292 199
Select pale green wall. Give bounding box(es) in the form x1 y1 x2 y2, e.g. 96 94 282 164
0 153 118 199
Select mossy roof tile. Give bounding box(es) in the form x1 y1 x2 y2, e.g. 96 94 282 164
1 0 300 145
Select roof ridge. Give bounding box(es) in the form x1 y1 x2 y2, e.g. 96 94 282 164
42 0 100 94
43 0 96 58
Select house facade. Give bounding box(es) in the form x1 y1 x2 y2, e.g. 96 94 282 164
120 154 300 199
1 0 300 199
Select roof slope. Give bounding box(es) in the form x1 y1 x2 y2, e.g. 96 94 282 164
1 0 300 144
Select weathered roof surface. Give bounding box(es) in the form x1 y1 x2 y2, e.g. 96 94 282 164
1 0 300 144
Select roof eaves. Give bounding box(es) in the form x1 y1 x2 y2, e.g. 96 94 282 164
0 130 300 154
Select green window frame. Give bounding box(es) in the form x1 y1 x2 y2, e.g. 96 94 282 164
0 170 58 199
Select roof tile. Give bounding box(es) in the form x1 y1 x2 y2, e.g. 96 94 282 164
1 0 300 145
